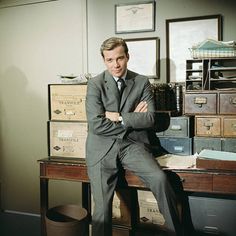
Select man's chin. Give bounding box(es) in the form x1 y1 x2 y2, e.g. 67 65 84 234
113 72 123 77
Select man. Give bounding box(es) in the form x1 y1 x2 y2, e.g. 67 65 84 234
85 37 182 236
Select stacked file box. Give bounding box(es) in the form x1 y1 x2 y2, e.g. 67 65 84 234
156 116 194 155
48 84 87 161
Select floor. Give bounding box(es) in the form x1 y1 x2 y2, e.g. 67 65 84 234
0 211 41 236
0 210 168 236
0 210 209 236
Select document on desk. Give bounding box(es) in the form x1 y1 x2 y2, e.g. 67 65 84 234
156 154 197 169
198 149 236 161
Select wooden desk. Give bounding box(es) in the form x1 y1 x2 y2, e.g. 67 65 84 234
39 158 236 236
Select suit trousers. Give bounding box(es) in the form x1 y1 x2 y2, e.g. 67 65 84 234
87 138 182 236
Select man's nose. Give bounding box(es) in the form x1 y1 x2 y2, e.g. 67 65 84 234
114 60 120 67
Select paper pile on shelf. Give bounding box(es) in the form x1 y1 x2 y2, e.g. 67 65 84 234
190 39 236 58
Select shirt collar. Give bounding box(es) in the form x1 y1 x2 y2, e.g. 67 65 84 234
113 71 127 82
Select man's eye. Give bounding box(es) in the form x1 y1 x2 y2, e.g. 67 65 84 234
118 56 124 61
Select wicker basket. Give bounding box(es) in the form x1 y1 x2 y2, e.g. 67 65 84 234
189 46 236 59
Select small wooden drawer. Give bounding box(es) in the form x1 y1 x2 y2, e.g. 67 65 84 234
219 92 236 115
213 174 236 194
222 116 236 137
184 92 217 115
195 116 221 137
176 172 212 192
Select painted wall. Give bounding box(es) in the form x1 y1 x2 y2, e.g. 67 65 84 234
87 0 236 83
0 0 87 214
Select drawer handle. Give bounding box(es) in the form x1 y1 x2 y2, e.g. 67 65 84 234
170 125 181 131
232 123 236 130
174 146 184 152
204 122 213 130
230 97 236 106
194 97 207 108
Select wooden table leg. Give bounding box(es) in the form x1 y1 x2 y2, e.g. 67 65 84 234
82 182 91 236
40 178 48 236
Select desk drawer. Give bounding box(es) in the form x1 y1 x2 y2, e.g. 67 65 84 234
45 164 89 181
177 173 212 192
213 174 236 194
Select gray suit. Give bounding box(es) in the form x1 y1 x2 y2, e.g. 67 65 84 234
86 70 182 236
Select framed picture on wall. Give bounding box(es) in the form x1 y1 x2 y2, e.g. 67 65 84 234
115 1 155 34
166 14 222 83
125 37 160 78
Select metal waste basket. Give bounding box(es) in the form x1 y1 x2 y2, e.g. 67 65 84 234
45 204 88 236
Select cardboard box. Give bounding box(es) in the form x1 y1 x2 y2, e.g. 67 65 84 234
138 190 165 226
49 84 87 121
49 121 87 159
91 189 135 227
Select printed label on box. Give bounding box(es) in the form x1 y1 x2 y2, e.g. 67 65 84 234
49 85 87 121
50 121 87 159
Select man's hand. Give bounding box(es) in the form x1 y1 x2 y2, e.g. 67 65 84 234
105 111 120 122
105 101 148 122
134 101 148 112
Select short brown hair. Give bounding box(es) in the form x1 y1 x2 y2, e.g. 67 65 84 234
100 37 129 58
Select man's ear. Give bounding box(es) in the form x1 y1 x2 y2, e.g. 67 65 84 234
127 53 130 61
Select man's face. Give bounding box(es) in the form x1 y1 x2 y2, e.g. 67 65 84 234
103 45 129 78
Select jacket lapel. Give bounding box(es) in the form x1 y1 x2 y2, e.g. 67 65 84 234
104 72 120 110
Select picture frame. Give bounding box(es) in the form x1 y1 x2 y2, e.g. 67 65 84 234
166 14 222 83
115 1 155 34
125 37 160 78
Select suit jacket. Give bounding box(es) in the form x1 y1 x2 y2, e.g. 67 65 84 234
85 70 156 166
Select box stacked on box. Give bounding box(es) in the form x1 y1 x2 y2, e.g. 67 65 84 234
49 84 87 121
156 116 194 155
48 84 87 161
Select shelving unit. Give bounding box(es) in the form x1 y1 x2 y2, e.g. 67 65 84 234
208 58 236 90
186 57 236 91
186 59 207 90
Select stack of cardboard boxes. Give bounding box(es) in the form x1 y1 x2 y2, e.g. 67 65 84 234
48 84 88 161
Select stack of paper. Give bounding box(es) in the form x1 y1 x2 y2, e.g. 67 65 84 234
190 39 236 58
198 149 236 161
156 154 197 169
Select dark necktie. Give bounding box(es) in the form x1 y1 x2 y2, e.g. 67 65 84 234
117 78 125 97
